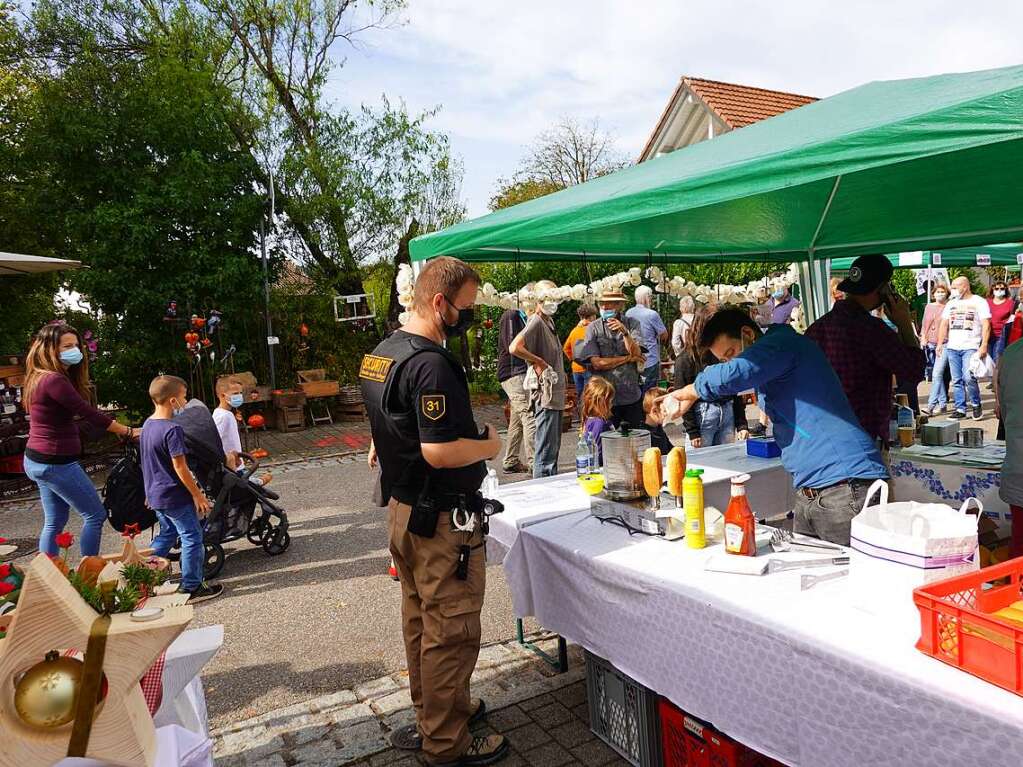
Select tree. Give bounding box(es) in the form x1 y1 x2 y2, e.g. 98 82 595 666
520 116 627 187
489 177 563 212
5 2 271 413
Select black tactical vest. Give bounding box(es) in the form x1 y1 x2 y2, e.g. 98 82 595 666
359 331 479 504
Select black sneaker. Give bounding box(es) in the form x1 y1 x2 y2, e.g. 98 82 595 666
430 735 508 766
972 405 984 420
179 582 223 604
949 410 967 420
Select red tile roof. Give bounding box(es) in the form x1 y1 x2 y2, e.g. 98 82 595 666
640 76 817 161
685 77 817 129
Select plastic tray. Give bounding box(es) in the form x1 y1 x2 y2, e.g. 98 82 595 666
658 698 782 767
913 556 1023 695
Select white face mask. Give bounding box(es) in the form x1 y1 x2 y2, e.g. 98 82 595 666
541 302 558 316
950 288 963 300
934 292 947 302
995 289 1007 298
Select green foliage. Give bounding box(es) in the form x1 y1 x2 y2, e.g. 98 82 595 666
68 570 140 614
489 178 564 211
121 562 169 591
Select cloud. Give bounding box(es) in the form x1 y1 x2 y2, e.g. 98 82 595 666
327 0 1023 215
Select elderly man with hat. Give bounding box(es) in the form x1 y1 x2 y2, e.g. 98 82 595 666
574 288 646 426
806 254 926 452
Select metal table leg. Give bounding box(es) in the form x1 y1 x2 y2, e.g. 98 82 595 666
516 618 569 673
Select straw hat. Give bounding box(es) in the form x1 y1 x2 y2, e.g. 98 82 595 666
597 288 627 303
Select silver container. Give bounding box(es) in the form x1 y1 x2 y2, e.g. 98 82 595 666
921 420 959 446
600 426 651 501
957 427 984 448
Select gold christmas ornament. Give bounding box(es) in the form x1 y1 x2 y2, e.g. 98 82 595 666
14 650 82 729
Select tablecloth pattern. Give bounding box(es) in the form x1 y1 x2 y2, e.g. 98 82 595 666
503 510 1023 767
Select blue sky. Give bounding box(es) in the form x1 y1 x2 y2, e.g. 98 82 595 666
326 0 1023 218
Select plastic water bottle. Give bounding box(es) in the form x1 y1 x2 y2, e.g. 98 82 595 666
576 434 593 477
482 468 499 498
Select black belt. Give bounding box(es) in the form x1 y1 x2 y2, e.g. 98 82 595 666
799 478 873 500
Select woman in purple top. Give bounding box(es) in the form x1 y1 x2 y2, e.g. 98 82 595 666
22 323 138 556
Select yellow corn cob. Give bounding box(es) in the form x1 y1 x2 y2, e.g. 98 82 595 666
642 447 662 498
666 446 686 497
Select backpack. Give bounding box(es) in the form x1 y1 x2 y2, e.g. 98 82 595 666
103 442 156 532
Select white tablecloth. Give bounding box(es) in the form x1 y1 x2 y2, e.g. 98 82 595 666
891 443 1013 530
57 724 213 767
503 510 1023 767
488 444 794 564
156 625 224 736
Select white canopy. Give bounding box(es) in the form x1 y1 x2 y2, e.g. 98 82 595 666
0 252 83 276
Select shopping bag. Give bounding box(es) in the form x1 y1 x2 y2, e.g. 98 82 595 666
850 479 980 568
968 351 996 380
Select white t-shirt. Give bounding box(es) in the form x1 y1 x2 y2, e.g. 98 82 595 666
212 407 242 456
941 294 991 351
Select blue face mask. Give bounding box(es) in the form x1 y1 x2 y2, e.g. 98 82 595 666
228 393 244 408
600 309 617 320
59 347 84 366
771 290 785 300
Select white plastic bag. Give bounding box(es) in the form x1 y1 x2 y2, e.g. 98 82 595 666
968 350 996 380
850 479 980 567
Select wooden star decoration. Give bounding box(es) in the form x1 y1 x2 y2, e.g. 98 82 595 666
0 554 192 767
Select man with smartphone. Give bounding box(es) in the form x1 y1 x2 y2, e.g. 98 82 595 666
805 254 926 449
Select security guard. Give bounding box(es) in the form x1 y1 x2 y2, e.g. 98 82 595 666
360 256 507 766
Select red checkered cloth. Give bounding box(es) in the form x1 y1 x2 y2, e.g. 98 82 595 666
141 651 165 714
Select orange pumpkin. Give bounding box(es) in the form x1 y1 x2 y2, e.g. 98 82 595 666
247 414 265 429
75 556 108 588
250 447 270 460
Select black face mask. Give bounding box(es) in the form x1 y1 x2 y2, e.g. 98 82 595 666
441 296 475 338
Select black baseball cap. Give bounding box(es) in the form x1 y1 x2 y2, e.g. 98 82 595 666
837 254 894 296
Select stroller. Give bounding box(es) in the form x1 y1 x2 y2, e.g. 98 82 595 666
104 400 291 580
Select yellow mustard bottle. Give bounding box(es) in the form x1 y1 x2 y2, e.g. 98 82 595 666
683 468 706 549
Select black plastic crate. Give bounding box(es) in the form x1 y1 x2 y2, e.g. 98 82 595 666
584 650 661 767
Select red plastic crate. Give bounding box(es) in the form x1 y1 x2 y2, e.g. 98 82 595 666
913 556 1023 695
658 698 782 767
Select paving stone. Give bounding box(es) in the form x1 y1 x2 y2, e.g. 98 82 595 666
368 752 421 767
246 754 288 767
216 724 269 756
282 722 331 748
337 719 387 747
504 721 551 752
322 701 375 727
521 742 575 767
571 703 590 725
569 738 625 766
370 688 413 717
312 690 359 712
476 642 518 668
382 707 417 734
486 705 532 733
528 702 574 728
518 693 555 712
552 682 587 710
548 719 593 750
289 739 343 766
355 675 401 701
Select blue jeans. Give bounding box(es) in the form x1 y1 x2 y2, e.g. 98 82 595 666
23 456 106 557
990 331 1007 363
572 371 590 407
640 363 660 393
695 400 735 446
533 408 563 479
151 502 205 591
924 343 936 381
927 349 949 409
946 347 981 413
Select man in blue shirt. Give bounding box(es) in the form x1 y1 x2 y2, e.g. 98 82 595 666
664 309 887 545
625 286 668 392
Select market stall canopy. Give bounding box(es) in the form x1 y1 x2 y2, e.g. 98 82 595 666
831 244 1023 271
410 64 1023 265
0 252 82 275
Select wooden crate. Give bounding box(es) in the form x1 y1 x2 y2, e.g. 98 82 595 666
297 380 340 398
336 402 367 422
297 368 326 382
273 390 307 408
274 405 306 432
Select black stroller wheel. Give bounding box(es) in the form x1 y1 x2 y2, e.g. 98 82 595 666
261 526 290 556
203 542 225 579
246 516 267 545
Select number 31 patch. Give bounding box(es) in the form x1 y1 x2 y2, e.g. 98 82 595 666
421 394 446 421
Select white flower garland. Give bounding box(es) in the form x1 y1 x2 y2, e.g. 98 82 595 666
394 262 801 326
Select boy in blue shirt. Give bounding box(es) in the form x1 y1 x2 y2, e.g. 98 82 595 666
141 375 223 603
664 309 887 545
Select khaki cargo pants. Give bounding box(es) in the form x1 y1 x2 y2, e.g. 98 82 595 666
388 499 486 763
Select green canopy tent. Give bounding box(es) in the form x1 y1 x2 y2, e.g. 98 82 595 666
831 244 1023 271
410 64 1023 322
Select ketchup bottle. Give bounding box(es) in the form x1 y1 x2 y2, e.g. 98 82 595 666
723 473 756 556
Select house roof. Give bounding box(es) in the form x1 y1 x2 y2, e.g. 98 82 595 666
640 76 817 161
